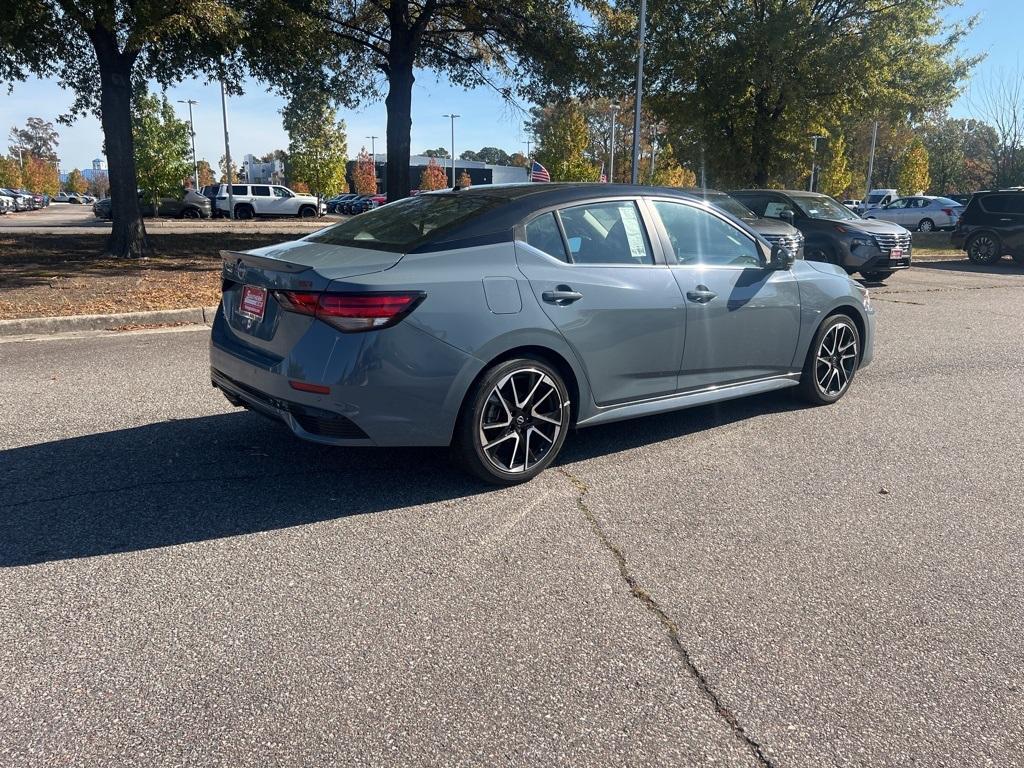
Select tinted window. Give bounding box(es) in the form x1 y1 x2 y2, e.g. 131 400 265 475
309 193 502 251
251 185 271 197
981 194 1024 214
653 200 761 267
731 194 771 217
704 194 756 220
525 212 568 262
231 185 248 196
557 201 652 265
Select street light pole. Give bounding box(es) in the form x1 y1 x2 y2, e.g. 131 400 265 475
443 114 460 186
609 102 620 183
809 135 826 192
630 0 648 185
366 135 378 162
178 99 199 190
219 79 234 219
865 121 879 198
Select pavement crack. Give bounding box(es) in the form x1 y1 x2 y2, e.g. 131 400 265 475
558 466 777 768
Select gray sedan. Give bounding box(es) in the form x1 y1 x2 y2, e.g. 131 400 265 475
864 196 962 231
211 184 875 484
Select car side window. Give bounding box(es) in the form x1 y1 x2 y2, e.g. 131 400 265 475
272 187 291 198
556 201 653 265
525 212 569 262
652 200 761 268
231 185 248 196
251 185 271 197
735 195 768 216
887 199 908 209
763 200 795 219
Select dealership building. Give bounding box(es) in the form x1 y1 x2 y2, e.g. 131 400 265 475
346 154 528 194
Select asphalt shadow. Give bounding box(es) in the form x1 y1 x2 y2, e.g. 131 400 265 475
1 390 800 567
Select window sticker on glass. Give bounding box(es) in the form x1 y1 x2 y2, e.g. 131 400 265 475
620 207 648 261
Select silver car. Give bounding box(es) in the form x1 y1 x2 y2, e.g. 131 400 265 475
864 196 962 231
211 184 875 484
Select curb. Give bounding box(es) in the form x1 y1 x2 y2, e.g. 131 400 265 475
0 306 219 337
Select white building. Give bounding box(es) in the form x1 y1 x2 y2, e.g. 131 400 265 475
242 154 285 184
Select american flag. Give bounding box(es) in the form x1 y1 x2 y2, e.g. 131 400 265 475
599 162 607 183
530 160 550 182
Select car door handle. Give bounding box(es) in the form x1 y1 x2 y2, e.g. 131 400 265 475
999 217 1013 222
542 286 584 305
686 286 717 303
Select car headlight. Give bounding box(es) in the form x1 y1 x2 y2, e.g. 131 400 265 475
850 234 876 249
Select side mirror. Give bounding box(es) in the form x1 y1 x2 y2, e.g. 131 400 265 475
766 243 795 270
779 209 795 224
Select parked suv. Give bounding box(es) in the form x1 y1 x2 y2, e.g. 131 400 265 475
732 189 911 281
92 188 212 219
951 190 1024 265
685 188 805 259
206 183 325 219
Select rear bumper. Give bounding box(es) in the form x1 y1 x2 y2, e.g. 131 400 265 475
209 305 480 447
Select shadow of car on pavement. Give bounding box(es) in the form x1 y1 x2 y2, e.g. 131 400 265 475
1 391 800 567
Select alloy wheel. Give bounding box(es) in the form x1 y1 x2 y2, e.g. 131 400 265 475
918 218 934 232
969 235 997 263
478 367 564 474
815 322 858 397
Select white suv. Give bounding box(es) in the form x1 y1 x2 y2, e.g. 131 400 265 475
206 183 326 219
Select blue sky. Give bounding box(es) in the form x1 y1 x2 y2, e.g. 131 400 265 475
1 0 1019 173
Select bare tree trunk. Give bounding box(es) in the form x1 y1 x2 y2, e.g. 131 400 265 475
94 35 147 258
385 56 415 202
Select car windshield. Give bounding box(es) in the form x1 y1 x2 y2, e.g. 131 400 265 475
866 193 886 203
704 194 756 220
308 193 503 251
790 194 860 221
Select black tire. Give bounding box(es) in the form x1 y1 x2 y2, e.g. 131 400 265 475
180 207 201 219
806 243 839 265
234 204 254 220
797 314 861 405
455 357 570 485
298 205 317 218
861 270 894 282
917 218 935 232
966 232 1002 265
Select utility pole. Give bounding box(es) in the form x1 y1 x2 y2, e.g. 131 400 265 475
219 79 234 219
366 135 377 161
809 135 826 192
865 120 879 197
630 0 648 184
609 102 620 183
443 114 460 186
178 99 199 190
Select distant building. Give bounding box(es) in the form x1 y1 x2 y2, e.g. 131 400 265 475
344 154 528 194
242 154 285 184
60 157 108 183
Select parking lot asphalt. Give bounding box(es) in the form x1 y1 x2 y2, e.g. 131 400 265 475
2 262 1023 767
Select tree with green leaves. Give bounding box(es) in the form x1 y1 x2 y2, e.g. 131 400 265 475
821 135 853 197
286 99 348 204
248 0 591 202
422 147 450 159
133 91 191 218
0 1 240 255
0 156 22 188
65 168 87 194
9 118 60 162
535 101 600 182
898 138 931 195
606 0 979 188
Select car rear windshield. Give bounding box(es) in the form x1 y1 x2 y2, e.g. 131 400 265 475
308 193 503 251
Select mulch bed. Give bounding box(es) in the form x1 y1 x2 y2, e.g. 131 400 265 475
0 233 294 320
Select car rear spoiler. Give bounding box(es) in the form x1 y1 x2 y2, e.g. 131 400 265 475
220 250 310 274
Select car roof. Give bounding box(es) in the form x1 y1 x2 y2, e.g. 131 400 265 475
731 189 831 198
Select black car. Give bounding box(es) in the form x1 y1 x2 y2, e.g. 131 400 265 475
685 188 805 259
951 190 1024 265
93 189 212 220
731 189 911 281
326 193 359 213
340 195 372 214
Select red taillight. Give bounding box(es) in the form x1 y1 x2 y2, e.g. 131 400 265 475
274 290 425 332
289 380 330 394
942 207 954 216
